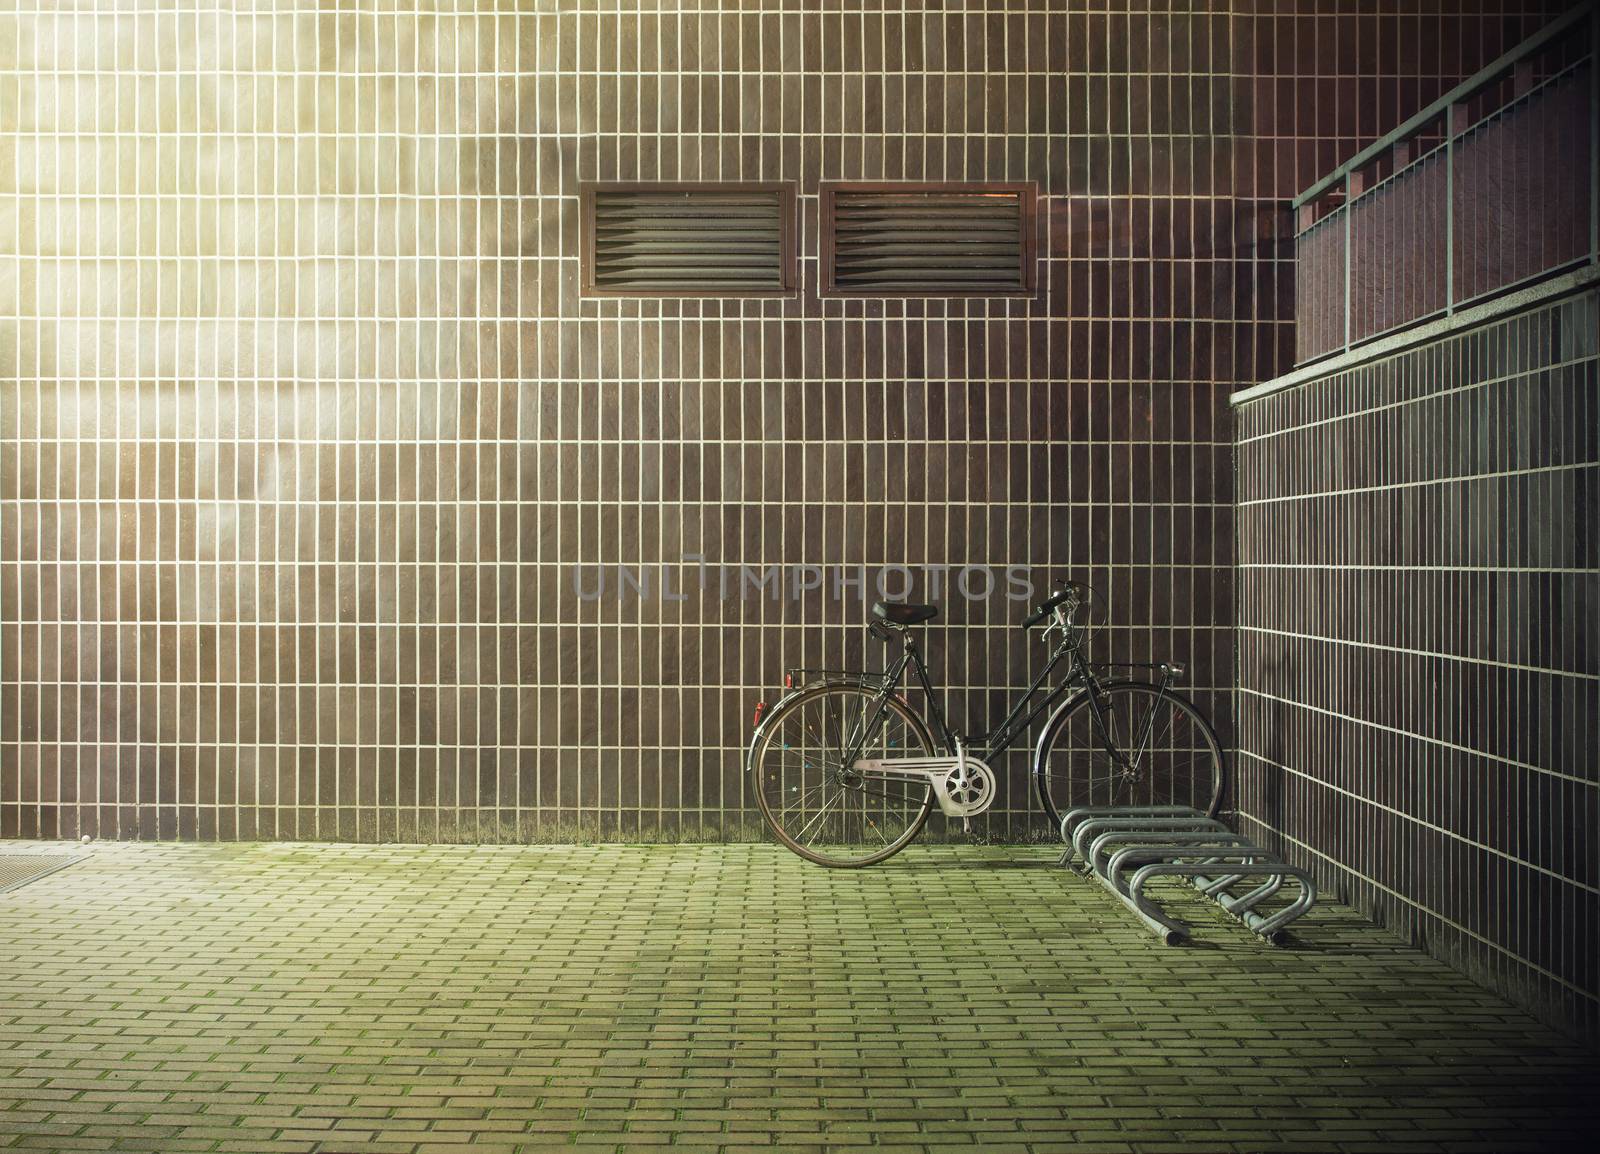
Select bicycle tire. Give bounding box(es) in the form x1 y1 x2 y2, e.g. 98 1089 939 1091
750 682 936 867
1032 680 1226 828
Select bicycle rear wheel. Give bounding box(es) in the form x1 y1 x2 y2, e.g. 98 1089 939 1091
750 683 935 867
1033 681 1225 828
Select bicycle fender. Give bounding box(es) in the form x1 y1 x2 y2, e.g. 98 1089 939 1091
745 681 930 773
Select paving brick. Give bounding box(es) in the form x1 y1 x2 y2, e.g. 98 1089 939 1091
0 841 1594 1152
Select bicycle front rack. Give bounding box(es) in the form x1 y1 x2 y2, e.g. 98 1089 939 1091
1058 805 1317 946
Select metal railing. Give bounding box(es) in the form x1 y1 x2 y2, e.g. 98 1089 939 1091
1294 6 1599 365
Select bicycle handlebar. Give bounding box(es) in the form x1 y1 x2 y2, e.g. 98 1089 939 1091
1023 584 1080 630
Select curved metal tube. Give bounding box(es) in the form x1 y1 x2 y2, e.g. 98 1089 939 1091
1101 836 1264 888
1127 861 1317 944
1071 815 1229 865
1058 806 1208 864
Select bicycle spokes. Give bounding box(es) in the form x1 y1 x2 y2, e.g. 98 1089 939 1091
753 685 934 866
1038 684 1224 816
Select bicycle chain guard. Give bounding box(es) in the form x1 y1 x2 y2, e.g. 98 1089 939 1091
852 749 998 819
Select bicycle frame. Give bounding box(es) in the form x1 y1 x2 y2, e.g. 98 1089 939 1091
836 627 1112 770
749 589 1219 864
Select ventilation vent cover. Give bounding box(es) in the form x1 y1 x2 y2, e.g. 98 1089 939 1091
821 183 1037 296
581 182 796 297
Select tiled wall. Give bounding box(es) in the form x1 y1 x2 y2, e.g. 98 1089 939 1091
0 2 1561 847
1294 26 1594 363
1232 2 1594 1041
2 2 1249 843
1234 289 1600 1042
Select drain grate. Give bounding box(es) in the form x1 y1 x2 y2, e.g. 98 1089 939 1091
0 853 86 894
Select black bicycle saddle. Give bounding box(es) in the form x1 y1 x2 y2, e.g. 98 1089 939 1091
872 601 938 627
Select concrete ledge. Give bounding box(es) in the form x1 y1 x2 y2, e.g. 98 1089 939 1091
1231 264 1600 406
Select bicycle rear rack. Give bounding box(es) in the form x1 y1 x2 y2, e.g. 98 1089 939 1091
781 668 889 690
1058 805 1317 946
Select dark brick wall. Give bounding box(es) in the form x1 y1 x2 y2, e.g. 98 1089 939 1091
1234 289 1599 1042
2 3 1246 843
1231 2 1595 1041
0 2 1566 850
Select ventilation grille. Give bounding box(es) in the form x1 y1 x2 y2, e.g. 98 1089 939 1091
582 183 794 296
823 184 1036 296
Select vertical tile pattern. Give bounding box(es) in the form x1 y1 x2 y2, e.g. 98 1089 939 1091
1236 295 1600 1043
1234 0 1562 384
2 2 1241 844
6 5 1582 1060
1233 2 1595 1044
1293 52 1591 364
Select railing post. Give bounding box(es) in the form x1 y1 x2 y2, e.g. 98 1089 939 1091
1344 171 1362 352
1446 105 1467 315
1288 7 1595 368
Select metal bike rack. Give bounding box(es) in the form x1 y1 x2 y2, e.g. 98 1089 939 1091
1058 805 1317 946
1058 806 1218 870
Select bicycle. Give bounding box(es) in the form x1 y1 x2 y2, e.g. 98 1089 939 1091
746 581 1226 867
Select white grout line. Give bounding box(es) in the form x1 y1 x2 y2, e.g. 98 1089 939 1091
1233 804 1600 1004
1231 267 1600 406
1235 748 1600 896
1239 622 1600 683
1235 686 1594 789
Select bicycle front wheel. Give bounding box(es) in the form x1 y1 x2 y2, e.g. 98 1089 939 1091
750 683 936 867
1034 681 1225 828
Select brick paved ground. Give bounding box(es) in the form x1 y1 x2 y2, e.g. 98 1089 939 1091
0 842 1594 1152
